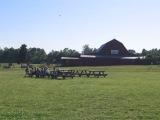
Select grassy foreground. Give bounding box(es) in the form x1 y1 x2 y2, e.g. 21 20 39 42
0 66 160 120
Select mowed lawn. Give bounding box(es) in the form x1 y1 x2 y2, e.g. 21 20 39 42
0 66 160 120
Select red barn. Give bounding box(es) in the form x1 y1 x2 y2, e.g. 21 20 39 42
61 39 144 66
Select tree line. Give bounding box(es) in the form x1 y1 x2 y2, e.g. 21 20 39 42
0 44 87 64
0 44 160 65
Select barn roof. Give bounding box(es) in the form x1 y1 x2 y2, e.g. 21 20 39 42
96 39 130 56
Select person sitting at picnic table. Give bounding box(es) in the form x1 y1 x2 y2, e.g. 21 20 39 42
35 68 40 77
25 67 29 77
29 67 35 77
45 67 50 77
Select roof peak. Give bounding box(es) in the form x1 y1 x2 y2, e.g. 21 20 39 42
110 39 119 42
108 39 123 44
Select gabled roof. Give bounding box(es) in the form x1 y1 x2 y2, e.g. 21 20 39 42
96 39 130 56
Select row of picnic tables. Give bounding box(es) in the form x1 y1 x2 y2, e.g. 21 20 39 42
50 69 108 79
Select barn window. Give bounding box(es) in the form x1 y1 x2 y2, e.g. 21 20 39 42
111 50 119 55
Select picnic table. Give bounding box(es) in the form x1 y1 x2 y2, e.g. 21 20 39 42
50 69 74 79
25 68 108 80
87 70 107 78
73 70 89 77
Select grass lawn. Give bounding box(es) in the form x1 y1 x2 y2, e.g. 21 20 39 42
0 65 160 120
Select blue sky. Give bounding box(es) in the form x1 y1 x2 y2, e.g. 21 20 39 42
0 0 160 53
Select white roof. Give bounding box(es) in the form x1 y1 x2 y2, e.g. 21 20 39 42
80 55 97 58
61 55 145 60
81 55 145 59
61 57 79 60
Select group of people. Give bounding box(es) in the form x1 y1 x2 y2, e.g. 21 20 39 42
25 66 50 78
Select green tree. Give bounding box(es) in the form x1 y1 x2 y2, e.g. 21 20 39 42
142 49 148 56
141 49 160 65
17 44 27 63
26 48 46 64
46 48 80 64
46 50 60 64
82 45 94 55
128 49 136 55
61 48 80 57
1 47 19 63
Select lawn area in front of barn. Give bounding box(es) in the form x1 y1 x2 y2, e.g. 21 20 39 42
0 65 160 119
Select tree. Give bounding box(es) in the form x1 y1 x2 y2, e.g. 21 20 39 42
82 45 94 55
141 49 160 65
61 48 80 57
0 48 3 62
141 49 148 56
26 48 47 64
0 47 19 63
128 49 136 55
17 44 27 63
46 48 80 64
46 50 60 64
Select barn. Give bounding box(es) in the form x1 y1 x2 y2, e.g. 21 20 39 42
61 39 144 66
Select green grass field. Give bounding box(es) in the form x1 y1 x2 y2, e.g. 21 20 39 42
0 65 160 120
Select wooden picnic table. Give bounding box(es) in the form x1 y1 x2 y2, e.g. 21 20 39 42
73 70 89 77
88 70 107 78
25 68 108 80
50 70 74 79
